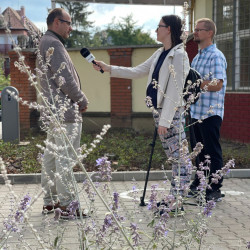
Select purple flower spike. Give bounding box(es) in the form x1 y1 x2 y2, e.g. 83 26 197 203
4 194 31 232
112 192 119 211
147 184 158 211
15 194 31 223
102 214 113 233
130 223 141 246
96 157 105 166
154 222 168 239
247 241 250 249
203 200 216 217
96 157 112 182
67 200 80 217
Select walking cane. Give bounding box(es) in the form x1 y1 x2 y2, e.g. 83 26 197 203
140 126 158 206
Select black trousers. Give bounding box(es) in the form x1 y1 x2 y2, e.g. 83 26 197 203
190 115 223 191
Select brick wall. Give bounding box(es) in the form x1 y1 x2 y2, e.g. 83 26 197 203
108 48 133 128
8 49 37 138
186 38 198 64
221 93 250 143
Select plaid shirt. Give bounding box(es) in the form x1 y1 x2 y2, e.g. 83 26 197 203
190 44 227 120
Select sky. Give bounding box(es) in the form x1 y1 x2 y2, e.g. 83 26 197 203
0 0 185 39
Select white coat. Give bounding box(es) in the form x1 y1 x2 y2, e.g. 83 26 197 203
110 43 190 128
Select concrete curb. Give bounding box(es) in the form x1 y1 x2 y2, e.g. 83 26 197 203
0 169 250 184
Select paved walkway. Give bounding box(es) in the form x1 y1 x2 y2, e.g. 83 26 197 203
0 178 249 249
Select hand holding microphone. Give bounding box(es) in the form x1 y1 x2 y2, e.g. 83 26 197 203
92 60 111 73
80 48 105 73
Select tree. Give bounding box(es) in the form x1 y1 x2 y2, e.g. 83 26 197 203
0 18 4 28
0 54 10 109
0 55 10 89
0 14 5 28
59 2 94 48
105 14 156 46
90 28 109 47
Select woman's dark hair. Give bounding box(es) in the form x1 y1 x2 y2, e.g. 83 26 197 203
162 15 182 47
46 8 64 26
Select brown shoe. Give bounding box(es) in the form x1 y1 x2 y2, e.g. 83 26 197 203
58 206 88 220
42 201 60 214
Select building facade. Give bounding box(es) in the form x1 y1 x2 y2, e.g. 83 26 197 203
0 6 39 76
213 0 250 142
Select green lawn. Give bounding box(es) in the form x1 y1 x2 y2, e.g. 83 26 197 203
0 128 249 174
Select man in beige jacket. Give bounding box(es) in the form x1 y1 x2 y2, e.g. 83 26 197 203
38 8 88 218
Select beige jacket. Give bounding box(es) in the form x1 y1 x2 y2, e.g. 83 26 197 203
110 43 190 128
39 31 88 123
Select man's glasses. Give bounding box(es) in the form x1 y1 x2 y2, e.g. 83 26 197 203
194 28 209 32
59 18 72 26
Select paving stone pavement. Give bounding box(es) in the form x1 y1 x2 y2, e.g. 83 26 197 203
0 178 250 249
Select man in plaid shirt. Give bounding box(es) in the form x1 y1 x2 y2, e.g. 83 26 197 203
188 18 227 202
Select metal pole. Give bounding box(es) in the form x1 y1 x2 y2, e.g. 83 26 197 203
2 86 20 144
140 126 158 206
232 0 237 91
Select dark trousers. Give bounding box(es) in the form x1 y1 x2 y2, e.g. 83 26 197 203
190 115 223 191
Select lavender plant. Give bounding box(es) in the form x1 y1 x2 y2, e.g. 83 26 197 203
0 2 240 250
0 14 136 250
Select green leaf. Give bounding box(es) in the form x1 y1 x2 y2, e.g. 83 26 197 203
54 236 59 247
147 219 155 228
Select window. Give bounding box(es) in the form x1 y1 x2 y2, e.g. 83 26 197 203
217 40 233 89
239 0 250 30
240 38 250 89
216 0 233 34
214 0 250 91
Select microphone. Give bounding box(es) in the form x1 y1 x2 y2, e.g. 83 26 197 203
80 48 104 73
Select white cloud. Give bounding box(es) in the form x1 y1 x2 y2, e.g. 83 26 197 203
33 22 47 32
87 4 184 39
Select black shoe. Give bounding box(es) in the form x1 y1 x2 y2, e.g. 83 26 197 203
156 201 184 217
206 189 222 202
187 183 225 199
187 184 199 198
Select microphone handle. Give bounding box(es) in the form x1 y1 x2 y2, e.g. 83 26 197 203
92 60 104 74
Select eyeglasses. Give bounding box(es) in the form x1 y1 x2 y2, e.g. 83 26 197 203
59 18 72 26
157 24 168 29
194 28 209 33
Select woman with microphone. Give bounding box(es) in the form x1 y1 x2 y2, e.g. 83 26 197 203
93 15 191 215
